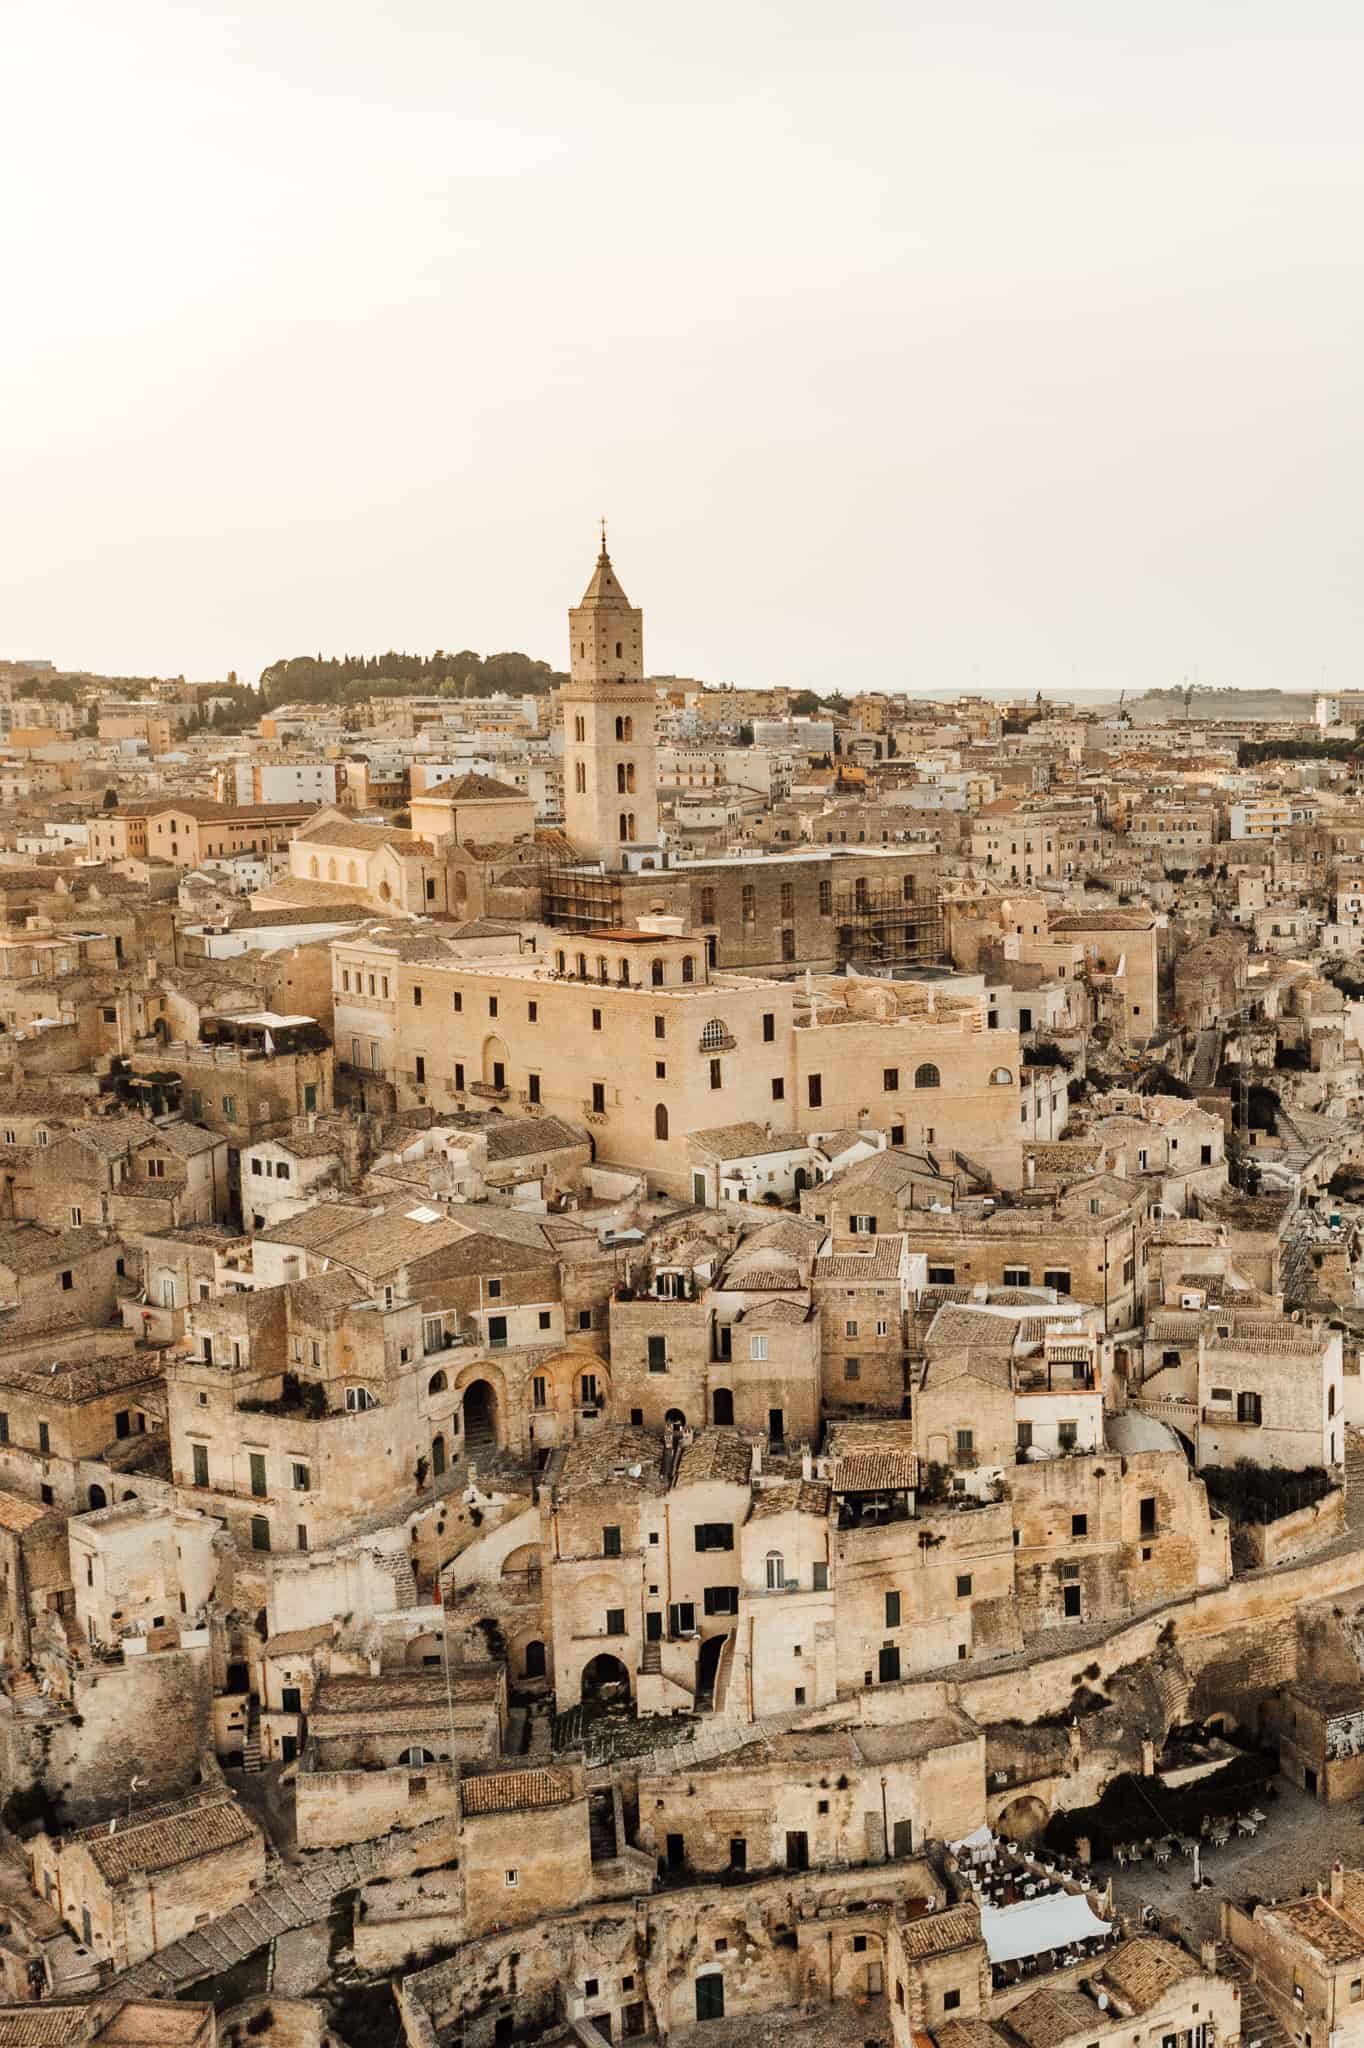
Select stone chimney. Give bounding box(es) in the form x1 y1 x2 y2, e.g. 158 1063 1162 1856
1332 1863 1345 1908
801 1449 813 1480
1200 1939 1218 1974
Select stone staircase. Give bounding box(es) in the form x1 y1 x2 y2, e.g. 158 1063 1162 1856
242 1700 263 1775
5 1669 44 1713
115 1816 453 2000
1216 1943 1294 2048
640 1641 661 1676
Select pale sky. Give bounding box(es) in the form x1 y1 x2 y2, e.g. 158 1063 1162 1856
5 2 1363 694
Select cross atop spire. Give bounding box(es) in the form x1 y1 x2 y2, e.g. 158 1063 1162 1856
599 515 608 561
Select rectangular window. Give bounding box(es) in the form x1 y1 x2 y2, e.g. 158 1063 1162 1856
845 1357 860 1380
528 1073 541 1104
250 1515 271 1553
694 1522 734 1552
762 1012 775 1042
605 1608 626 1636
192 1442 209 1488
414 1055 425 1084
592 1082 606 1113
292 1463 310 1491
928 1265 955 1285
709 1057 722 1090
603 1525 622 1557
249 1452 267 1497
38 1421 49 1455
883 1067 898 1092
808 1074 822 1108
1072 1512 1087 1537
704 1586 738 1616
771 1077 785 1100
654 1014 665 1039
1003 1265 1031 1287
749 1334 768 1361
954 1428 973 1464
592 1008 602 1031
412 986 423 1007
1043 1268 1072 1293
956 1574 972 1597
647 1334 667 1372
885 1590 901 1627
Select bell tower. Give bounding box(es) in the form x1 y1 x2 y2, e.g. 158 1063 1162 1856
562 526 659 866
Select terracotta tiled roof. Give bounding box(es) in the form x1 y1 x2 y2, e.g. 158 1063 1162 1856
674 1431 752 1490
814 1238 906 1282
461 1767 575 1815
0 1489 55 1533
1098 1937 1198 2011
85 1796 257 1885
1266 1895 1364 1965
747 1480 830 1521
897 1903 981 1957
833 1449 917 1492
0 2010 88 2047
1004 1988 1102 2048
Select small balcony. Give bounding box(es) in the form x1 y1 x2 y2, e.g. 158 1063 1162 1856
469 1079 509 1101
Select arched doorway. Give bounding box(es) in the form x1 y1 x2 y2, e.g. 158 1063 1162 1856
88 1484 107 1510
431 1433 446 1478
995 1793 1049 1846
524 1639 546 1679
482 1035 508 1091
665 1408 685 1430
582 1652 631 1704
712 1389 734 1426
696 1631 727 1711
463 1380 498 1455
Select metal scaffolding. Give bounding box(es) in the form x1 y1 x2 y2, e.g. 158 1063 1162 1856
540 858 625 932
831 883 944 971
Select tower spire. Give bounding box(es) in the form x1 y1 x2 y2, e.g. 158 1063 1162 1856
599 514 608 561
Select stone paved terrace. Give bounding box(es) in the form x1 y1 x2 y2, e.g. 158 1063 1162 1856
1105 1777 1364 1946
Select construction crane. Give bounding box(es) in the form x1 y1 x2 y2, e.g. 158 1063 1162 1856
1116 688 1131 728
1182 679 1195 722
